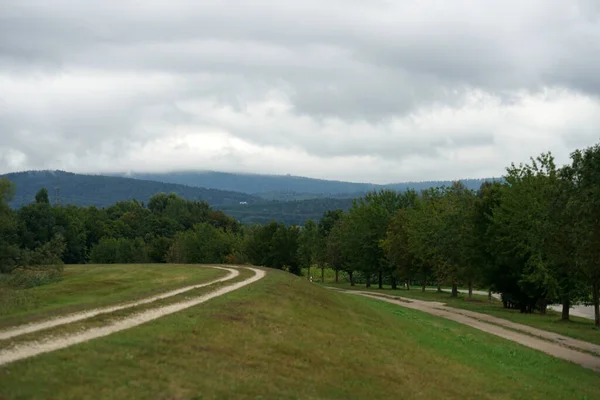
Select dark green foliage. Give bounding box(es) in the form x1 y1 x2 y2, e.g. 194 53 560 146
219 198 354 225
245 222 300 274
0 179 19 274
35 188 50 204
568 144 600 326
90 237 148 264
166 223 237 264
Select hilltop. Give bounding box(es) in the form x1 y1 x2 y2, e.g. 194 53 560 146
1 171 260 209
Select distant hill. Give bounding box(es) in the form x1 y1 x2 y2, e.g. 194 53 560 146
118 171 377 196
2 171 260 208
118 171 496 199
220 198 355 225
2 170 500 225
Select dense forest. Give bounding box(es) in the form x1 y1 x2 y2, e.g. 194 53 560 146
2 142 600 327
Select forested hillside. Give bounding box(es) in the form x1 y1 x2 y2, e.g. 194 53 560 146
120 171 494 198
221 198 354 225
4 171 494 225
1 171 260 208
119 171 377 195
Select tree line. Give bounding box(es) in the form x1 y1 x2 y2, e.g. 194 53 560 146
2 142 600 327
311 144 600 327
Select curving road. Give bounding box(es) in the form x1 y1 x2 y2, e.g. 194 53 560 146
0 266 265 366
0 265 239 340
425 287 596 320
338 288 600 372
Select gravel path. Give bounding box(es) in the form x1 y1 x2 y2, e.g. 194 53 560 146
340 289 600 373
423 287 596 320
0 265 239 341
0 267 264 366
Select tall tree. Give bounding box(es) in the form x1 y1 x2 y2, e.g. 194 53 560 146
298 219 320 280
316 209 343 281
489 153 581 314
35 188 50 204
381 209 414 290
0 179 19 274
569 144 600 326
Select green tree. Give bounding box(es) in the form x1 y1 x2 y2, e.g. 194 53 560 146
297 219 320 280
569 144 600 326
406 187 446 292
381 209 414 290
489 153 581 314
324 214 348 284
0 179 19 274
35 188 50 204
167 223 235 264
473 181 504 300
317 209 343 281
343 190 412 289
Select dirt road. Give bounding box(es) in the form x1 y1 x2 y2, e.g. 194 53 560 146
0 267 265 367
339 289 600 372
424 287 596 320
0 265 239 341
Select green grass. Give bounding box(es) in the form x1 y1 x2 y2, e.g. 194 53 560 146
0 268 255 351
1 269 599 400
0 264 226 328
324 281 600 346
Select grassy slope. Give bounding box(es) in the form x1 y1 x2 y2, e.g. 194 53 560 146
325 282 600 346
1 269 599 400
0 264 225 327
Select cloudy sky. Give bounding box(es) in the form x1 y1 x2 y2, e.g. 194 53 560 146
1 0 599 183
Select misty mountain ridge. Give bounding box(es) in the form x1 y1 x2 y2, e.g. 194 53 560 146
117 170 495 197
2 170 497 225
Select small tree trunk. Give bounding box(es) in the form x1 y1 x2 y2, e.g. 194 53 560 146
468 279 473 300
594 282 600 327
307 265 311 281
561 297 570 321
488 289 492 302
391 276 397 290
349 271 354 286
321 265 325 283
335 268 339 284
366 274 371 288
422 278 427 292
406 280 410 290
378 271 383 289
451 282 458 297
437 282 442 293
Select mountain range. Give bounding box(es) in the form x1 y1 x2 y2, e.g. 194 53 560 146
118 171 491 198
1 170 496 225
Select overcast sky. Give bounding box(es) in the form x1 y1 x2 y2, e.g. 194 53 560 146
1 1 599 183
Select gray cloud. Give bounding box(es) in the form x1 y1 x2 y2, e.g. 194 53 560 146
1 0 600 182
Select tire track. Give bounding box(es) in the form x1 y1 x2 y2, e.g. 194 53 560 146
0 267 264 366
0 265 239 341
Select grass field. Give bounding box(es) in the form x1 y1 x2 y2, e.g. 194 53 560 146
0 264 226 328
1 268 599 399
324 281 600 346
